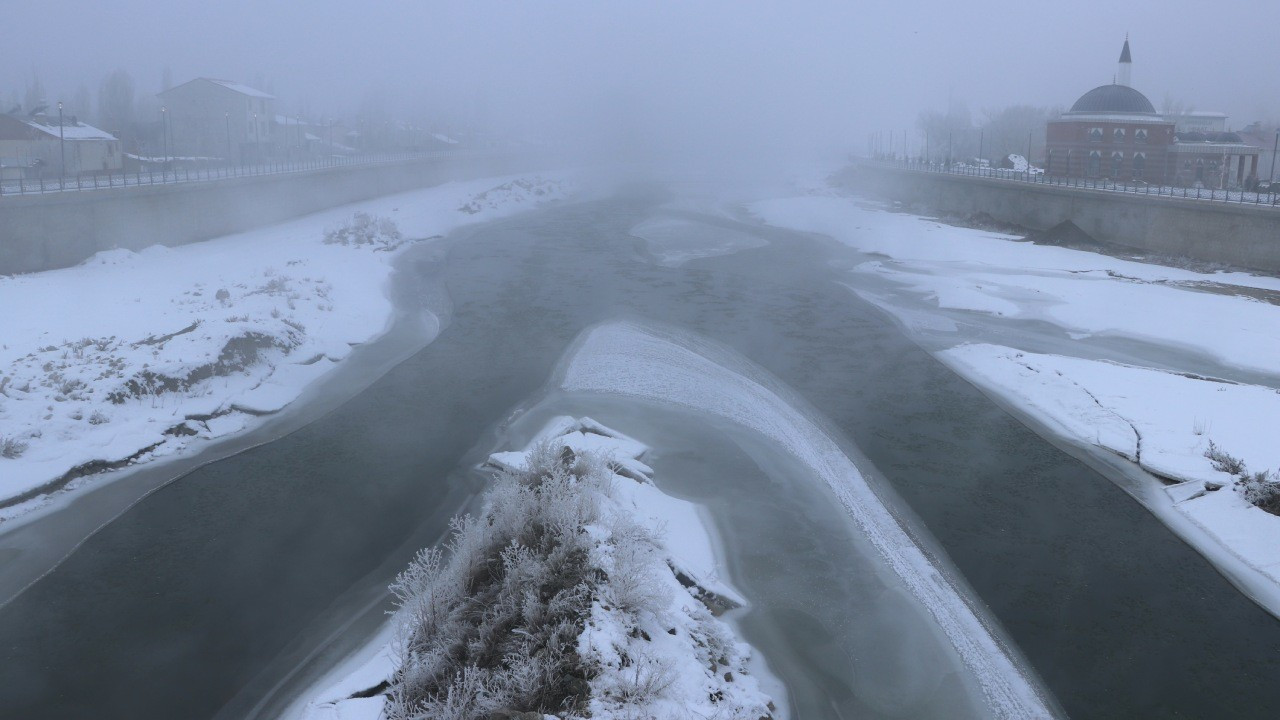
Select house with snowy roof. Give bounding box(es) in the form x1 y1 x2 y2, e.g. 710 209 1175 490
157 78 276 163
0 113 122 178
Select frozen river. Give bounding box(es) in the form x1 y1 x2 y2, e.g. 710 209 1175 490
1 187 1279 718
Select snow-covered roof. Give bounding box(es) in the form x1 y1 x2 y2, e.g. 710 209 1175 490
161 78 275 100
21 118 117 141
205 79 274 99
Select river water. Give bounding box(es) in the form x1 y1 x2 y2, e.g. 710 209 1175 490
1 187 1279 718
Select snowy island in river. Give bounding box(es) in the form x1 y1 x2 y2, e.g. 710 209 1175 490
293 416 776 720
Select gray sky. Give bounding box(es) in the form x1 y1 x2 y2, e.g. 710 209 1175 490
5 0 1279 162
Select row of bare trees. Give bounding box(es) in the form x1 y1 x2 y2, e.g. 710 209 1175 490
898 99 1060 167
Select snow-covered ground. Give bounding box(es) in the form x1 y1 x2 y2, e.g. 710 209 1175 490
750 188 1280 614
0 173 574 523
292 416 775 720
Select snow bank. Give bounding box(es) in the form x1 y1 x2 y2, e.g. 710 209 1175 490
749 195 1280 377
296 417 772 720
941 344 1280 588
556 320 1057 719
0 174 573 522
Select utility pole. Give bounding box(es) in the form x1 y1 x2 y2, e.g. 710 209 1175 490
57 101 66 188
226 112 232 168
978 128 984 164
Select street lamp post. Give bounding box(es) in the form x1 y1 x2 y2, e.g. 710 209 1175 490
1269 129 1279 189
57 101 66 188
1027 130 1033 179
161 106 169 178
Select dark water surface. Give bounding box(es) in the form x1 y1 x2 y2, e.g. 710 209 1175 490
1 190 1279 718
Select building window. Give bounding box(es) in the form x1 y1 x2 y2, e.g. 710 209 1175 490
1088 151 1102 176
1133 153 1145 177
1135 128 1148 144
1111 152 1123 177
1089 127 1104 142
1114 128 1126 142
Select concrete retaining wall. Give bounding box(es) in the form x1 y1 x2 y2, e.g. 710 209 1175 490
0 153 535 275
847 163 1280 273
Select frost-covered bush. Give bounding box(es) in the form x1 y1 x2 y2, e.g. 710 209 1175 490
323 212 404 250
386 447 611 719
1204 440 1280 516
1237 470 1280 516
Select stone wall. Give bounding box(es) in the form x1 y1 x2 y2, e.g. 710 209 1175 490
846 163 1280 273
0 153 535 275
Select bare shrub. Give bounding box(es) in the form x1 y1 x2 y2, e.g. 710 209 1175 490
614 651 678 704
323 212 404 250
1205 440 1247 476
1 436 29 459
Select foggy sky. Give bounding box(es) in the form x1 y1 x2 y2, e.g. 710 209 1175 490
6 0 1280 165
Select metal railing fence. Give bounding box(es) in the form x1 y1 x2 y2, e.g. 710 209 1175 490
861 156 1280 207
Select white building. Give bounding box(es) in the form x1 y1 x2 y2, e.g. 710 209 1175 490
157 78 275 163
0 113 122 178
1171 111 1229 134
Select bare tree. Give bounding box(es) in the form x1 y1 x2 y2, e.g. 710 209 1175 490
916 98 975 162
72 84 92 122
23 71 46 115
979 104 1059 166
1161 94 1194 121
98 69 136 135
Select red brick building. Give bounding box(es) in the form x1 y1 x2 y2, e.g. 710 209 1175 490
1046 40 1175 183
1045 39 1260 188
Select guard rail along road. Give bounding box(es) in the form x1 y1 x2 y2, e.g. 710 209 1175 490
846 157 1280 273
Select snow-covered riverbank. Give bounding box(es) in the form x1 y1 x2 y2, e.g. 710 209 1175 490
0 174 573 523
750 187 1280 615
291 416 775 720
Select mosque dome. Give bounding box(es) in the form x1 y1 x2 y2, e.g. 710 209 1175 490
1067 84 1158 115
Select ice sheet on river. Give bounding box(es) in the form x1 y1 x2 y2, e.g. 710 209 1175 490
557 320 1058 719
